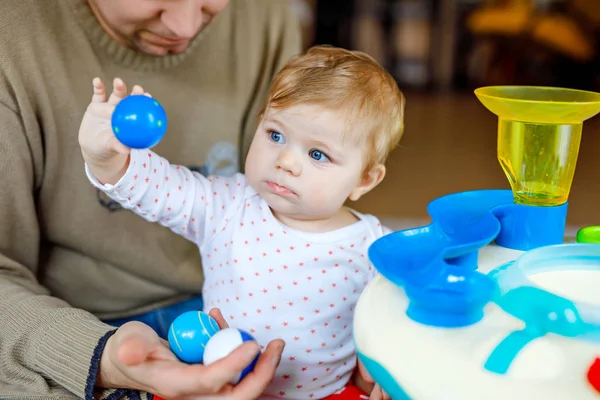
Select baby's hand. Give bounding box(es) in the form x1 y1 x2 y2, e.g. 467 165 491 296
368 384 390 400
355 358 390 400
78 77 150 185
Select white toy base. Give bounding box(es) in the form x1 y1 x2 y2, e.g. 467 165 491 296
354 243 600 399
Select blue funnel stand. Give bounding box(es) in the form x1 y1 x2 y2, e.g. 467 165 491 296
493 202 567 251
368 189 568 329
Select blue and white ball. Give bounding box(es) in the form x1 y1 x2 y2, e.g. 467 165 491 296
203 328 260 384
168 311 220 363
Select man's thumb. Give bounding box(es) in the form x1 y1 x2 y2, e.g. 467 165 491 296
114 321 158 366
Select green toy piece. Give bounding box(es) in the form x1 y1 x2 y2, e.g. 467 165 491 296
576 226 600 243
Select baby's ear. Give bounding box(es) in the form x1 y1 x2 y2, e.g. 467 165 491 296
348 164 385 201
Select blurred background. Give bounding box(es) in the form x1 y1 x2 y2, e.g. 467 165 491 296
291 0 600 233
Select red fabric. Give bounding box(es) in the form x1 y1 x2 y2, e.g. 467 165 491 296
588 357 600 393
322 383 370 399
153 383 369 400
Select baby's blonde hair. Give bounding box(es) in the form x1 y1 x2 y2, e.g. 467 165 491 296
259 45 405 172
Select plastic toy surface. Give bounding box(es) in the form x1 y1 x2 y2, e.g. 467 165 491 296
112 94 167 149
354 86 600 399
168 310 221 363
167 311 259 383
203 328 261 384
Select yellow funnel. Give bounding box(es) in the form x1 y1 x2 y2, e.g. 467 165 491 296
475 86 600 206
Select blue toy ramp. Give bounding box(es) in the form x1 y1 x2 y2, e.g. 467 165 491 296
368 189 568 328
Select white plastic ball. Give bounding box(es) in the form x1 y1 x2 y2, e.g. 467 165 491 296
203 327 260 384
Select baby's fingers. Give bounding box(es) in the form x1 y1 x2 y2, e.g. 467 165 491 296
108 78 129 106
131 85 145 95
91 77 107 103
131 85 153 99
208 308 230 329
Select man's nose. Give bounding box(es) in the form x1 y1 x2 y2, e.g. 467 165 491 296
161 2 203 39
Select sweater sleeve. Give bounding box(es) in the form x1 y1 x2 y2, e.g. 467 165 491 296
0 103 137 399
87 149 247 250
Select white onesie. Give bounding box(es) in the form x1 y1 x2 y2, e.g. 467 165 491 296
88 149 388 399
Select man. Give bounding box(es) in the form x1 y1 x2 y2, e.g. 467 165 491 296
0 0 301 399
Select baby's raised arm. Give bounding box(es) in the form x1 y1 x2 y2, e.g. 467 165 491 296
86 149 246 248
79 78 247 248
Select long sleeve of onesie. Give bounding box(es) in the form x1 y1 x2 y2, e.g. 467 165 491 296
86 149 248 250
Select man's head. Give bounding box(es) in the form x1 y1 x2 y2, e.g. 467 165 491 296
87 0 229 56
245 45 405 222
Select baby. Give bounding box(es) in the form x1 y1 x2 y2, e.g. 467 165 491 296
79 45 405 399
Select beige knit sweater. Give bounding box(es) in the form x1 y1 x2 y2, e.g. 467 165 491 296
0 0 301 398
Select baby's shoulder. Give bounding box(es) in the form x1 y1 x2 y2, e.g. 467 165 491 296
349 209 390 239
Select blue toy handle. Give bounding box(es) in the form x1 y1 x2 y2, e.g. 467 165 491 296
484 329 542 374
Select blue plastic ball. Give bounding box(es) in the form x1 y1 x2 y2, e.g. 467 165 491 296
111 94 167 149
168 311 221 364
203 328 260 384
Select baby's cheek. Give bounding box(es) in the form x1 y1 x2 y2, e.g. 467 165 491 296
312 174 332 193
311 181 344 211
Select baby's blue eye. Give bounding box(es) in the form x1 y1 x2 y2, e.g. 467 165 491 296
269 131 285 143
309 149 330 162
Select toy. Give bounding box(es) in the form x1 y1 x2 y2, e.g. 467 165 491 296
354 86 600 399
203 327 261 384
578 226 600 244
167 311 259 384
111 94 167 149
167 310 220 363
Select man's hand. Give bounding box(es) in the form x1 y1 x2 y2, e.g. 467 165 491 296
78 77 140 185
97 308 285 399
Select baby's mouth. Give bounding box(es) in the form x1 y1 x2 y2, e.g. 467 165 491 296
266 181 296 196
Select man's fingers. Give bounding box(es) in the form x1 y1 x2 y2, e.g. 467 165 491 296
142 339 273 399
178 340 262 394
91 77 106 103
229 339 285 399
107 77 128 105
150 341 262 397
208 308 229 329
